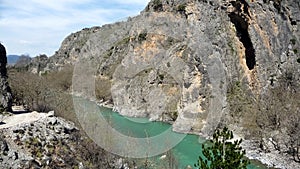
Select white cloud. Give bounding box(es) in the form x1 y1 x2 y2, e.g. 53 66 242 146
29 0 94 11
19 40 32 45
0 0 150 56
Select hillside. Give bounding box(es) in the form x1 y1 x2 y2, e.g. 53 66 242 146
8 0 300 168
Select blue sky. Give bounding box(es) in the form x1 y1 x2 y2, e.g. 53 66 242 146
0 0 150 56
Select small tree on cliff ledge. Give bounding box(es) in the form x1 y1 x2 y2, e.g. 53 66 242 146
194 127 249 169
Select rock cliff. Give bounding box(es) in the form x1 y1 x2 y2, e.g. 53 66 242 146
0 43 12 112
40 0 299 135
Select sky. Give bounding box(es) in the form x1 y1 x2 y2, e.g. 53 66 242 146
0 0 150 57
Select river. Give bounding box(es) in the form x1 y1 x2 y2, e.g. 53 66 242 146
95 106 267 169
73 97 267 168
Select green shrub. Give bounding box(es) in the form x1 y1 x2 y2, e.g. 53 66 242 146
194 127 249 169
115 36 131 46
290 38 296 45
177 4 186 12
159 74 165 80
152 0 163 12
138 32 147 42
293 49 298 54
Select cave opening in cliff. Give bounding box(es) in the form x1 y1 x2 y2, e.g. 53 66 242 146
228 13 256 70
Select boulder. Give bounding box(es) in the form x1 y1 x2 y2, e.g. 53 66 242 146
47 117 57 125
64 122 77 133
47 111 55 117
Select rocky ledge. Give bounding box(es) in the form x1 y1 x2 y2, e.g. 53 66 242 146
242 140 300 169
0 111 128 169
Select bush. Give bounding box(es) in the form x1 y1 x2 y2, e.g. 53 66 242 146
138 32 147 42
290 38 296 45
152 0 163 12
177 4 186 12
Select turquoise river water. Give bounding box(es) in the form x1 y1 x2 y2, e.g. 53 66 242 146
94 106 267 169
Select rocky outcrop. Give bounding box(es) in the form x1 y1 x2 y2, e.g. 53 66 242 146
0 111 129 169
0 43 12 112
242 139 300 169
0 112 78 168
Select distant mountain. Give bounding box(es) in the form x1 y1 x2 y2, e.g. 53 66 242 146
7 55 21 65
7 55 31 66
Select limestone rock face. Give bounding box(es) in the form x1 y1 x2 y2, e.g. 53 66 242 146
0 43 12 112
27 0 300 136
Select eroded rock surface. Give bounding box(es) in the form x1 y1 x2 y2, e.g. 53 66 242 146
69 0 299 136
0 111 129 169
0 43 12 112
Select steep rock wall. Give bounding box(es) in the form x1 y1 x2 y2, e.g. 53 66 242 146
28 0 299 137
0 43 12 112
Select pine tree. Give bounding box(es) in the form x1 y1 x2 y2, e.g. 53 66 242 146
194 127 249 169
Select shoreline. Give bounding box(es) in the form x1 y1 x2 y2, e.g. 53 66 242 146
242 140 299 169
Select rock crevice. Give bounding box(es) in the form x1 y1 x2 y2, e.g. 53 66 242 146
227 0 256 70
